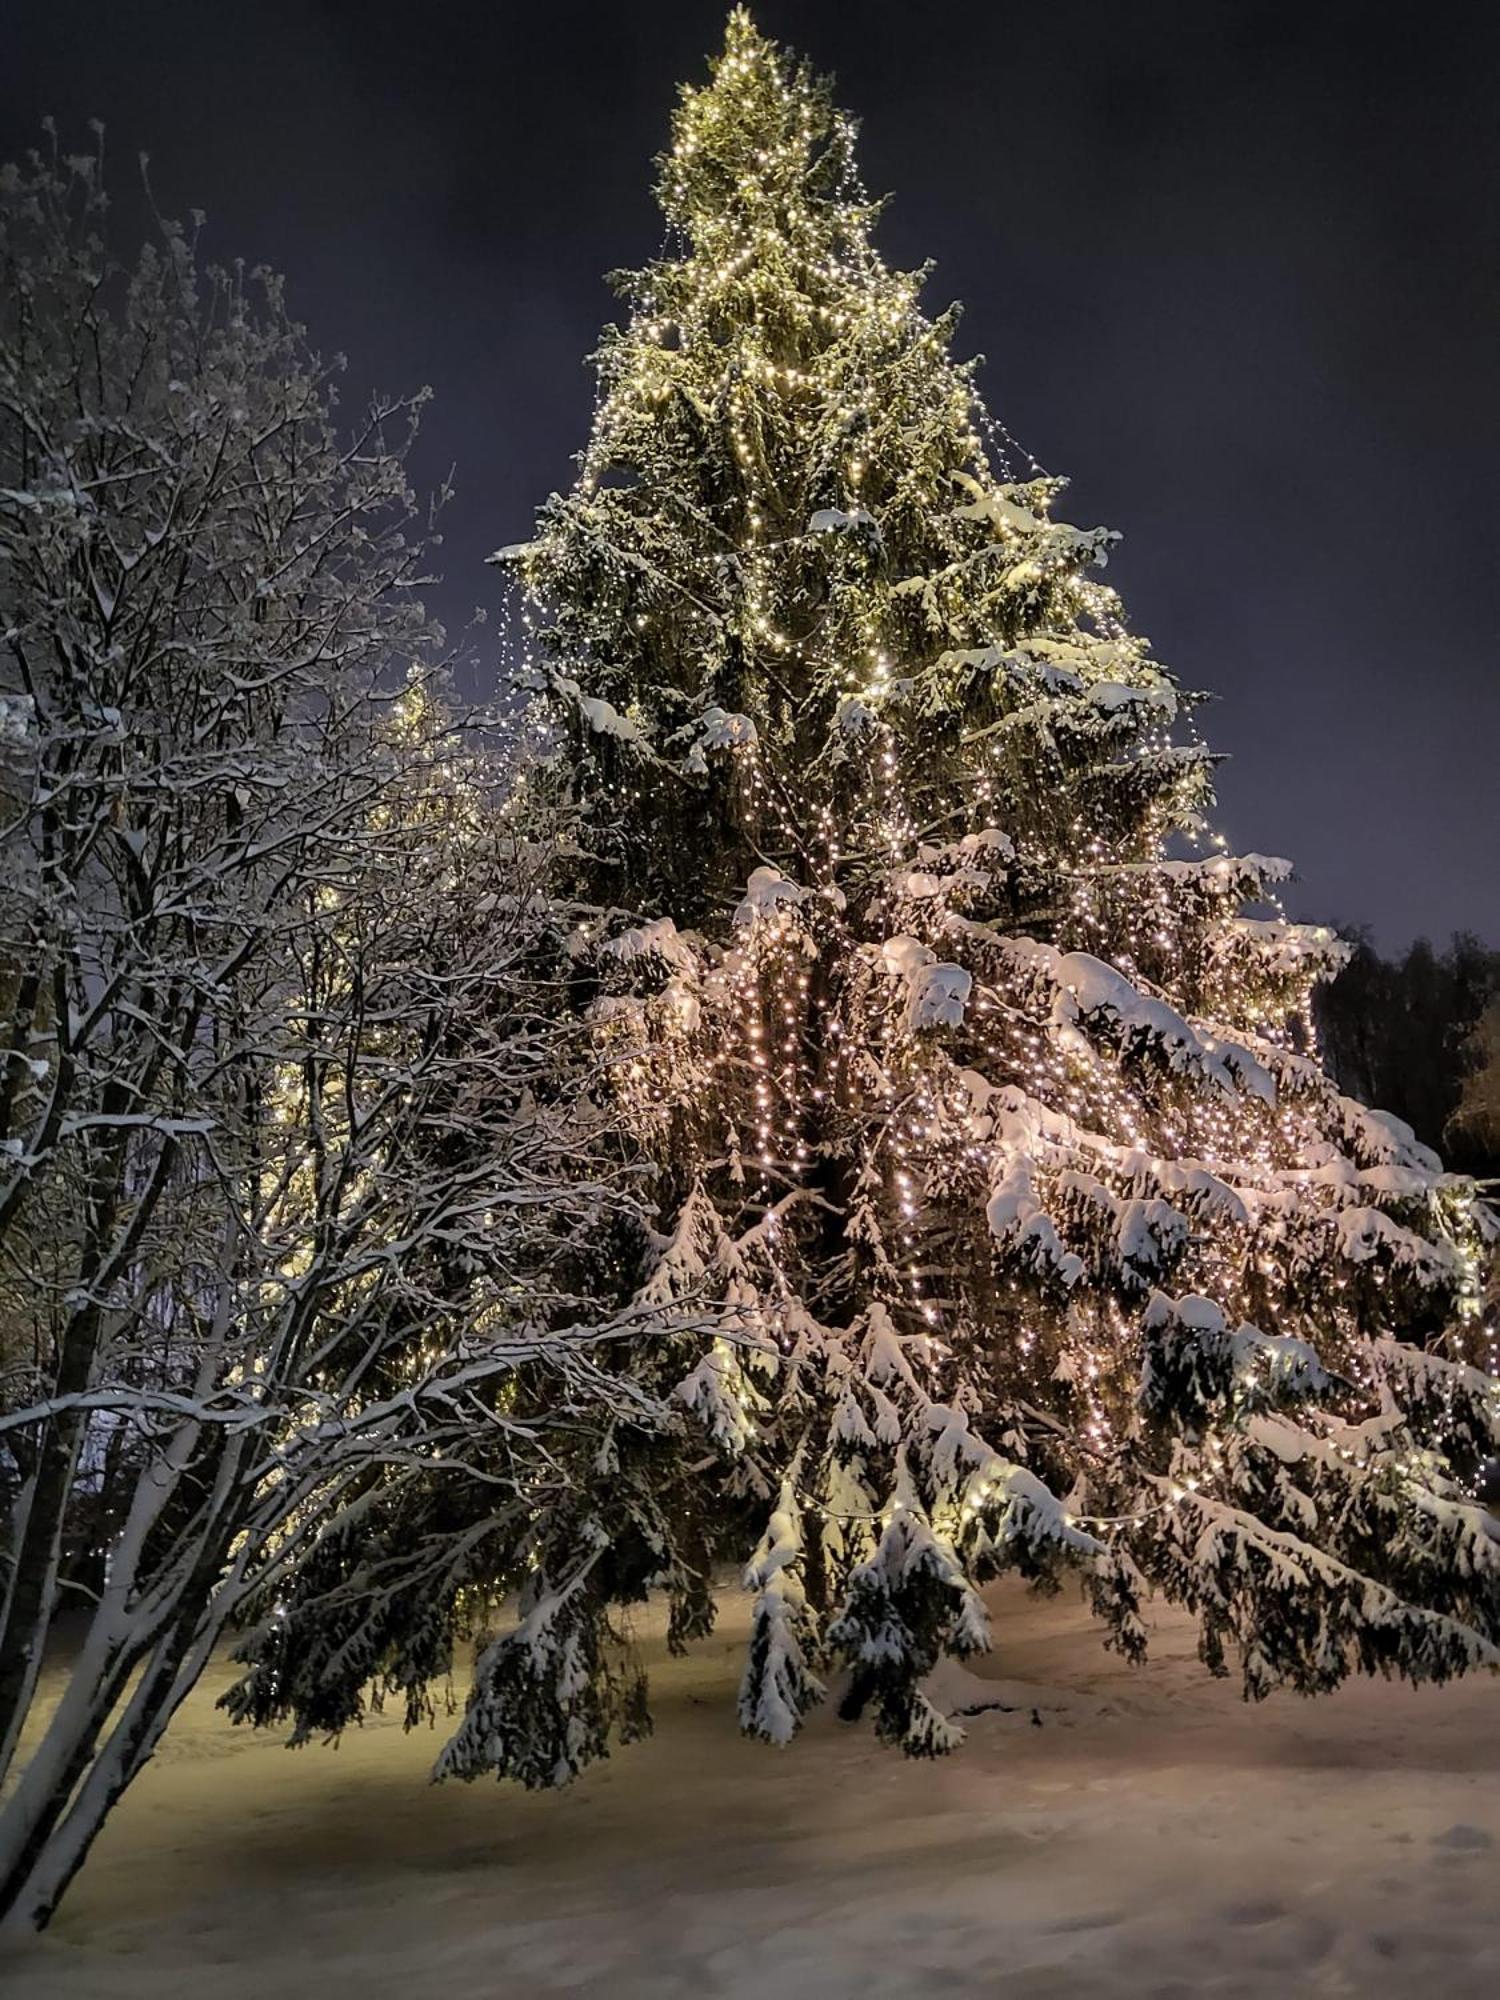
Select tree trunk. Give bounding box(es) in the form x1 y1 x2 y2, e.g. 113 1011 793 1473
0 1402 89 1776
0 1417 255 1930
0 1623 146 1923
0 1607 216 1932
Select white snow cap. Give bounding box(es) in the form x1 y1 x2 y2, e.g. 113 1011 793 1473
882 935 936 981
735 865 812 925
907 962 972 1031
578 693 641 741
599 916 697 977
0 693 35 742
834 694 880 737
1086 680 1177 719
697 707 757 748
950 472 1042 536
809 506 879 537
1046 948 1276 1104
881 936 972 1030
892 870 945 900
684 707 758 773
954 827 1015 859
554 675 645 743
899 828 1016 899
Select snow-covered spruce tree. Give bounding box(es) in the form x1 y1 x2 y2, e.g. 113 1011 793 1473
0 150 690 1930
478 9 1500 1767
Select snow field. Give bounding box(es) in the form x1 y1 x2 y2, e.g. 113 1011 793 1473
4 1577 1497 1998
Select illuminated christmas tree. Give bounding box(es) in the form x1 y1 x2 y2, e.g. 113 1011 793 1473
477 10 1500 1768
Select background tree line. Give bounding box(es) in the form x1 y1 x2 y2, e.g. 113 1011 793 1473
1316 932 1500 1182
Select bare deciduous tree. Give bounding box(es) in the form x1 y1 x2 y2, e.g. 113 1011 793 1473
0 147 684 1931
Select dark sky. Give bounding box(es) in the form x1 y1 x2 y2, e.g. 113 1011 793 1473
5 1 1497 948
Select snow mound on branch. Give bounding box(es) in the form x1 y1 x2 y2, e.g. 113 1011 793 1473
1114 1196 1192 1290
951 826 1015 861
1331 1204 1466 1282
924 641 1074 691
0 692 35 742
882 936 934 981
834 693 880 736
1135 1155 1251 1228
1055 953 1204 1055
599 916 697 976
1148 1291 1224 1335
554 675 645 743
1085 681 1178 722
986 1157 1084 1288
892 829 1016 905
1210 915 1351 984
698 709 757 749
809 505 879 539
734 865 812 925
1011 942 1277 1105
680 707 758 773
579 695 640 740
1341 1101 1444 1176
1298 1150 1433 1202
949 472 1043 536
880 935 972 1030
739 1490 825 1746
674 1340 764 1454
908 962 971 1030
1095 853 1293 900
1141 1289 1330 1403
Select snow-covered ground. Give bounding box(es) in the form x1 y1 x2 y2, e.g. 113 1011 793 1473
4 1578 1497 1998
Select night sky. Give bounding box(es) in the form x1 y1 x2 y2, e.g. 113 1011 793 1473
5 0 1496 948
